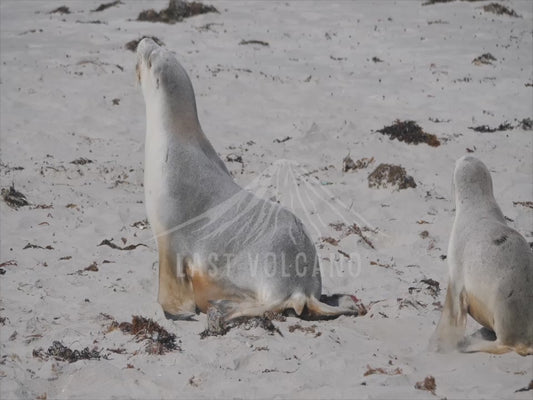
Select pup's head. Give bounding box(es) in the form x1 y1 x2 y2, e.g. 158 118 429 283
136 38 198 121
453 155 494 205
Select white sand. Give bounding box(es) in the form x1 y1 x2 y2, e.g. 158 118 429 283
1 1 532 399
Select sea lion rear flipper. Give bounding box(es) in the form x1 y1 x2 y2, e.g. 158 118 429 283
430 281 468 352
459 338 512 355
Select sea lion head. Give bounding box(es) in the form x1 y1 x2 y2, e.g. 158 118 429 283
136 38 198 127
453 156 495 205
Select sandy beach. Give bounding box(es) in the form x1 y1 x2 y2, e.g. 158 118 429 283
1 1 532 398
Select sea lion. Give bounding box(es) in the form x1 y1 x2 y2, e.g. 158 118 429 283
136 38 361 322
432 156 532 355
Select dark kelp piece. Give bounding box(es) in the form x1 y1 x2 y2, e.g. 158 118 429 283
137 0 218 24
377 120 440 147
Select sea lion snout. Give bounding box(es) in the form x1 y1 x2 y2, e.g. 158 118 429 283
136 39 165 87
137 38 160 65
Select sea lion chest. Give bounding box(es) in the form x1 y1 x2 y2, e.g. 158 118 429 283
144 129 239 237
144 131 196 233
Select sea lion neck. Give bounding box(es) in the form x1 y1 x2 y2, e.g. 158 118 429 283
145 93 202 142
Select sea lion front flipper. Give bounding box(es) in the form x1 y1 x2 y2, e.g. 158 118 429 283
208 299 283 322
156 237 196 318
163 310 197 321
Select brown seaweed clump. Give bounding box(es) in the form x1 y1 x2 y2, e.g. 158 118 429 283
483 3 520 17
343 155 374 172
472 53 497 65
377 120 440 147
368 164 416 190
114 315 179 354
518 118 532 131
49 6 70 14
92 0 122 12
137 0 218 24
422 0 454 5
1 185 29 209
33 341 101 363
415 376 437 395
202 304 282 338
468 122 512 132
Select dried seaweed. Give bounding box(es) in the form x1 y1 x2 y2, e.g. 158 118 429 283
377 120 440 147
92 0 122 12
84 262 99 272
239 40 269 47
347 223 375 249
226 154 243 163
468 122 512 132
202 305 282 338
423 0 486 4
338 249 350 259
2 185 29 209
70 158 93 165
321 237 339 246
513 201 533 209
517 118 532 131
0 163 24 173
33 341 101 363
416 278 441 297
137 0 218 24
329 222 345 232
415 376 436 395
343 156 374 172
370 260 392 268
50 6 70 14
483 3 520 17
131 219 150 229
472 53 496 65
76 20 106 24
364 364 403 376
23 243 54 250
368 164 416 190
273 136 292 143
0 260 17 268
97 239 147 251
327 222 375 249
288 324 321 337
422 0 454 5
114 315 180 354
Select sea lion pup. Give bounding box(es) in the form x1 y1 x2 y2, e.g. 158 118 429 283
431 156 532 356
136 38 361 322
